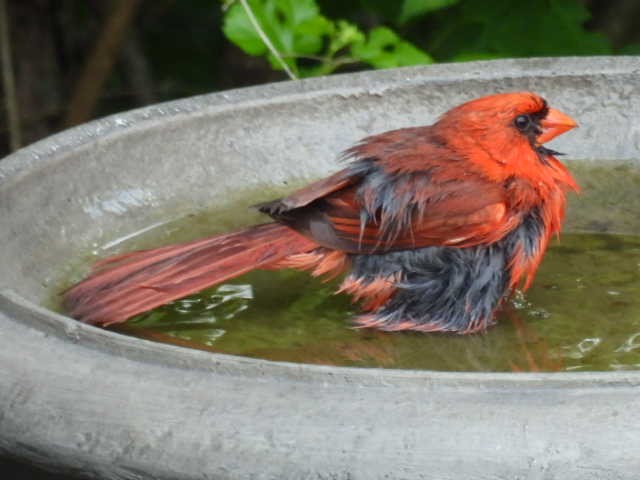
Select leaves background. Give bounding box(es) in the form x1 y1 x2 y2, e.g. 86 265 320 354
223 0 621 78
1 0 638 156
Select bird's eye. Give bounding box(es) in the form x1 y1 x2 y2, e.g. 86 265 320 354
514 114 531 131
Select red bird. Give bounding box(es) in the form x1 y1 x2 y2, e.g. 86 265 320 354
64 92 579 333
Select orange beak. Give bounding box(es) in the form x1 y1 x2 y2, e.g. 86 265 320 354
537 107 578 144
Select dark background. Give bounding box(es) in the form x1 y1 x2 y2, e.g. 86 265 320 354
0 0 638 159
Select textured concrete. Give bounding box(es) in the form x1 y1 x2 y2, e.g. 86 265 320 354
1 57 640 479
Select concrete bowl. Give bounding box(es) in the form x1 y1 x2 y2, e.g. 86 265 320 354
1 57 640 479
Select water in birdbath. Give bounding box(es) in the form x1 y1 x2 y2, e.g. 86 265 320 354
53 161 640 372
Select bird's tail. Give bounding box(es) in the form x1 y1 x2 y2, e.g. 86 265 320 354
63 223 319 326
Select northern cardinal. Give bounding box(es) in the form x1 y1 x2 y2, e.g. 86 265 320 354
64 92 578 333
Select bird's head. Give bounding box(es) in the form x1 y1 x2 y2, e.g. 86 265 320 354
434 92 578 183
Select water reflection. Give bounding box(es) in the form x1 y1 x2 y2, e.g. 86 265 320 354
506 310 563 372
614 332 640 353
106 232 640 372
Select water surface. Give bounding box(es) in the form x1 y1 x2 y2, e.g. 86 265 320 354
56 161 640 372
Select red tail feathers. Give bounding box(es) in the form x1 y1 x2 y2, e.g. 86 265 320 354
63 223 318 326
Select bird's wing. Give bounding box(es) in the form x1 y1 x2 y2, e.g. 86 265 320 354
256 126 434 216
317 174 516 253
255 169 359 216
259 129 520 253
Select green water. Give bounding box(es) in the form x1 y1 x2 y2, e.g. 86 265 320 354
56 161 640 372
109 233 640 372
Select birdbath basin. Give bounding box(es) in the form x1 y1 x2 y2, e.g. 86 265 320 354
1 57 640 479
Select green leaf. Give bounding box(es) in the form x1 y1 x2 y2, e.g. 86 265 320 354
222 0 435 77
328 20 365 55
352 26 432 69
295 15 333 55
222 0 331 73
222 2 267 56
398 0 459 23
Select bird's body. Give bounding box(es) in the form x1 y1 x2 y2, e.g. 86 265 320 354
64 92 579 333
